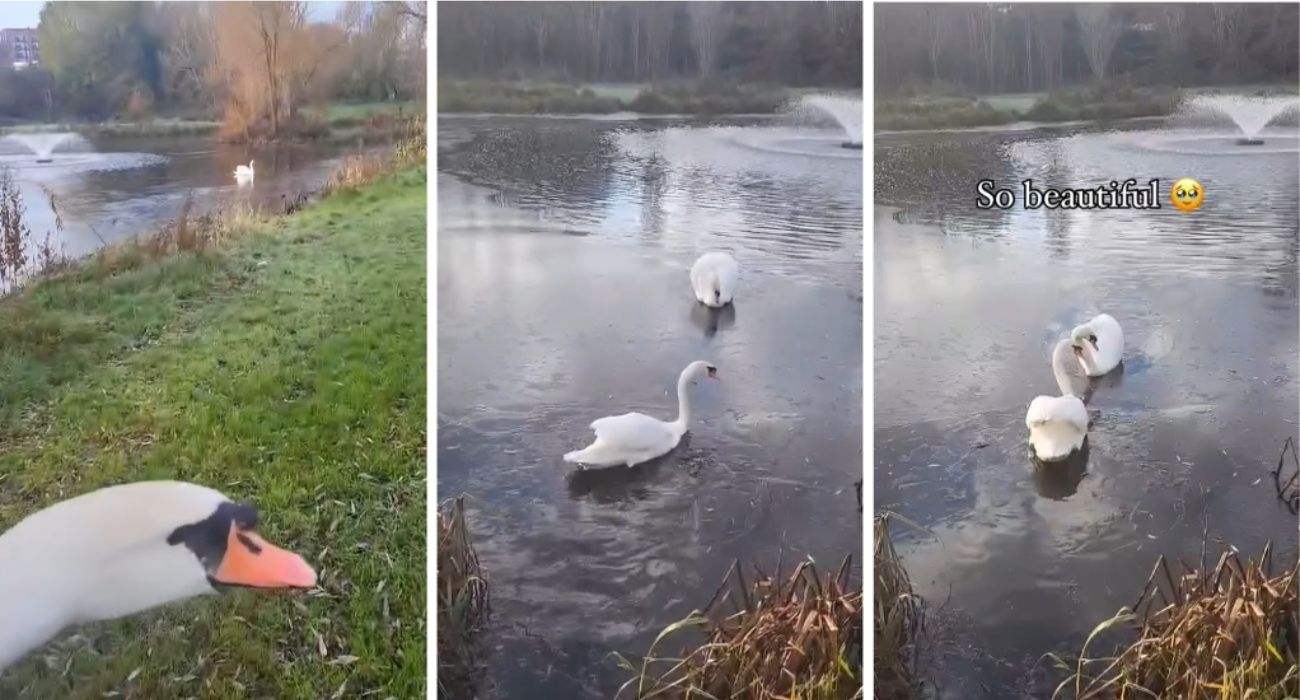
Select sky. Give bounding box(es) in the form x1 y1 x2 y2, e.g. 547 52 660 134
0 1 348 30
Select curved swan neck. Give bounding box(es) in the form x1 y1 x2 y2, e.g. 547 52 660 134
1051 341 1077 397
674 366 694 429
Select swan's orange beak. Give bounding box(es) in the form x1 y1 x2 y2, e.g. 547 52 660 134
213 525 317 589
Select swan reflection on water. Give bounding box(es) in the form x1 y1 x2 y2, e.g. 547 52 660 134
1030 439 1089 500
689 302 737 338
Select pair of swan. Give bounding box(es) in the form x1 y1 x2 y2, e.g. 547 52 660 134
0 481 314 674
234 160 255 183
1026 313 1123 461
565 252 737 468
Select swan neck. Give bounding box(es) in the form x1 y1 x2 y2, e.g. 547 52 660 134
674 368 693 429
1051 346 1075 396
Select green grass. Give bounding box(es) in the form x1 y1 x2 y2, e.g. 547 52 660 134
0 118 220 137
875 96 1017 131
0 168 427 698
326 101 419 125
437 79 795 115
876 85 1183 131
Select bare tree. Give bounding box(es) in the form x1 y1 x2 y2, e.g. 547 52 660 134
688 2 725 78
1075 5 1124 83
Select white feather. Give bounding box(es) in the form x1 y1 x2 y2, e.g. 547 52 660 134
690 252 738 308
1071 313 1123 377
565 361 717 467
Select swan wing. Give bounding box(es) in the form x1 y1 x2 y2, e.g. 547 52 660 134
1026 395 1087 431
590 412 675 452
1026 395 1087 460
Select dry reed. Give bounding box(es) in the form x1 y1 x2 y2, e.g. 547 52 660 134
437 496 490 699
324 115 426 195
875 514 924 700
0 169 67 290
618 555 863 700
1054 543 1299 699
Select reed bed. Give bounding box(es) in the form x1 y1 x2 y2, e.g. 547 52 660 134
875 514 924 700
325 115 426 194
1055 542 1299 699
618 556 863 700
437 496 491 700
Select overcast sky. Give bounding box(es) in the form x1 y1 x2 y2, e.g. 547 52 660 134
0 2 348 30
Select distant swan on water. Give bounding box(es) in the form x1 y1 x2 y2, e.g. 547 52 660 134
234 160 255 181
690 252 738 308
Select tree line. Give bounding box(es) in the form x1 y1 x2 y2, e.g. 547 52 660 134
437 1 862 87
876 3 1298 95
0 1 425 139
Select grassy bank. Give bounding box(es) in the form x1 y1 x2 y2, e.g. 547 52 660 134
1 101 421 141
0 118 219 138
438 79 794 115
0 165 427 697
877 85 1182 131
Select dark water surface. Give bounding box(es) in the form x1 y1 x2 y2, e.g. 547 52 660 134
875 123 1298 697
438 115 862 698
0 133 355 259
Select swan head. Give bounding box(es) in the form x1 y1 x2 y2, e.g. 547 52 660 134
1070 324 1099 351
0 482 316 672
2 482 316 621
167 500 316 592
684 360 719 383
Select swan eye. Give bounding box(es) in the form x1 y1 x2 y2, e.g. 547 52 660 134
706 365 717 377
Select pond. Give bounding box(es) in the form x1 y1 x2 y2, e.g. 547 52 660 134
437 115 863 698
874 121 1298 696
0 132 361 260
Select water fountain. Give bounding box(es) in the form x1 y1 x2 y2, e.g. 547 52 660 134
3 132 83 162
798 95 863 149
1180 95 1299 146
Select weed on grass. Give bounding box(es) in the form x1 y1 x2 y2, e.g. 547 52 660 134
1052 543 1299 699
617 555 863 700
437 496 490 699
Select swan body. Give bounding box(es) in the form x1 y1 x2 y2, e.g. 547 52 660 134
690 252 738 308
1071 313 1123 377
1026 339 1089 462
0 481 315 673
564 360 718 467
234 160 255 180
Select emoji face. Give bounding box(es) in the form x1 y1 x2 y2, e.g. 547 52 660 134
1170 178 1204 212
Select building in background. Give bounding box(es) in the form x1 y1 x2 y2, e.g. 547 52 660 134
0 28 39 69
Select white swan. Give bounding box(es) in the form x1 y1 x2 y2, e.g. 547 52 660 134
1026 339 1089 462
0 481 316 673
1070 313 1123 377
690 252 738 308
233 160 255 180
564 360 718 467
